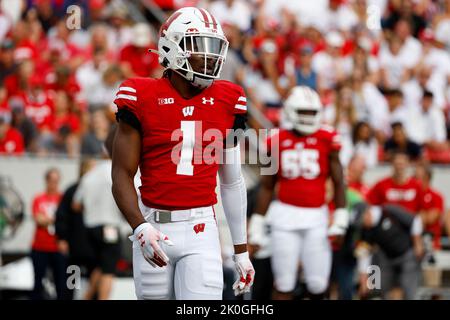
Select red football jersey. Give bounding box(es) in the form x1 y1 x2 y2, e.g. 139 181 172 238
268 127 341 208
367 177 423 213
114 77 247 210
31 192 61 252
421 187 444 249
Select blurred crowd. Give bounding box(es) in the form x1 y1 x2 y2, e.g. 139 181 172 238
0 0 449 163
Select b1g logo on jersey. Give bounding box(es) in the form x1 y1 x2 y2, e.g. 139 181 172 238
158 97 175 105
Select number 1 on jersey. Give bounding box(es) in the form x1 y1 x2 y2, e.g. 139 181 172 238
177 121 195 176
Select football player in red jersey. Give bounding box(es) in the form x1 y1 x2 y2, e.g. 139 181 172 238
111 7 254 300
248 86 348 300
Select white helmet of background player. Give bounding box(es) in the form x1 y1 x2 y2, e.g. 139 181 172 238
283 86 323 135
155 7 228 88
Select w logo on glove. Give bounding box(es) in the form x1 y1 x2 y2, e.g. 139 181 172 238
193 223 205 234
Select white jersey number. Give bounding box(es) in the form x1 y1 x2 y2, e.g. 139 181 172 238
176 121 196 176
281 148 320 179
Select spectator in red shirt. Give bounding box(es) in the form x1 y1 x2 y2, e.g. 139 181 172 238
415 164 444 250
119 23 161 78
22 74 55 132
367 151 423 213
0 110 25 155
30 168 66 300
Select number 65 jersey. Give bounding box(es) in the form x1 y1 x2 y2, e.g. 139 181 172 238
268 127 341 208
114 77 247 210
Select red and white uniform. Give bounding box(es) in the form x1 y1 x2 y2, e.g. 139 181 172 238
269 126 341 208
266 126 341 293
367 177 423 213
114 77 246 299
31 193 61 252
421 187 444 250
115 77 246 210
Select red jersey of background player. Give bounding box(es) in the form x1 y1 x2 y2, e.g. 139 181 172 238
421 187 444 249
31 192 61 252
367 177 423 213
114 77 247 210
268 126 341 208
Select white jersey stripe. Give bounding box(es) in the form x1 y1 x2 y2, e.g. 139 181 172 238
116 94 137 101
119 86 136 93
235 104 247 111
238 96 247 102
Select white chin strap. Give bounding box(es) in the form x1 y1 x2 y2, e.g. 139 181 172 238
191 75 214 89
173 68 214 89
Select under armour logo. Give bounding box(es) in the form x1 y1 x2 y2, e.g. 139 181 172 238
193 223 205 234
202 97 214 105
182 106 194 117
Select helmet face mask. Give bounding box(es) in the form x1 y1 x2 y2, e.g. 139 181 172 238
283 86 323 135
157 8 229 88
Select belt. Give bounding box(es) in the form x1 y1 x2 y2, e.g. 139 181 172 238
151 206 212 224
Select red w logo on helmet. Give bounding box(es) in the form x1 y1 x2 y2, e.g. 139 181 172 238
193 223 206 234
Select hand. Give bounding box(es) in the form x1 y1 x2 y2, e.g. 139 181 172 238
57 240 69 255
130 222 174 268
232 252 255 296
328 208 349 237
248 213 269 254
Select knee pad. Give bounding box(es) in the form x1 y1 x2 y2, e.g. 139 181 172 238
306 276 328 295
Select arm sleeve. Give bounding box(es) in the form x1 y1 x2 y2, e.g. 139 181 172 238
218 144 248 246
114 79 141 132
231 85 248 116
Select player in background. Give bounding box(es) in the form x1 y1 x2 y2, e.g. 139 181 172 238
248 86 348 300
111 7 254 300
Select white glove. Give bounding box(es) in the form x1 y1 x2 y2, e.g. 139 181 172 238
232 252 255 296
328 208 349 236
248 213 269 247
129 222 174 268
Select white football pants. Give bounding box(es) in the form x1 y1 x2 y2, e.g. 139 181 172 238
268 201 332 294
132 200 223 300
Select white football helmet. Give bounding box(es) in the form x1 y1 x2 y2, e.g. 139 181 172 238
283 86 323 135
155 7 229 88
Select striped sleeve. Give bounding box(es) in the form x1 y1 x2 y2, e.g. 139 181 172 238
233 85 247 115
114 79 140 120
